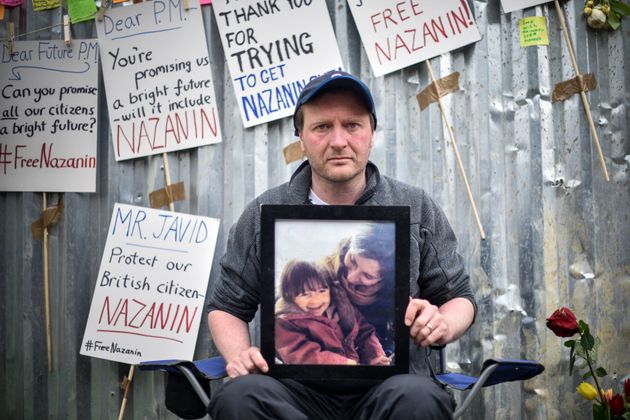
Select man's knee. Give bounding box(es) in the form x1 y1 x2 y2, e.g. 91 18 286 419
209 375 308 420
209 375 279 415
380 374 441 396
372 375 454 419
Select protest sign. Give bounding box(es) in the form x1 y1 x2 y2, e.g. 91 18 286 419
96 0 222 161
212 0 343 128
348 0 481 77
501 0 549 13
80 203 220 365
0 40 99 192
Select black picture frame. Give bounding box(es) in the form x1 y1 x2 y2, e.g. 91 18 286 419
260 204 410 381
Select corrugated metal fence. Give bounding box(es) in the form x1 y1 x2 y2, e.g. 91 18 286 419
1 0 629 418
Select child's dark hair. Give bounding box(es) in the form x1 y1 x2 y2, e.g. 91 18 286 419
280 259 331 303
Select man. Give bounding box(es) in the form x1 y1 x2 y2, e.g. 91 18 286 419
207 70 476 419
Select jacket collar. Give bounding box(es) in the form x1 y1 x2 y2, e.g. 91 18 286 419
288 160 380 205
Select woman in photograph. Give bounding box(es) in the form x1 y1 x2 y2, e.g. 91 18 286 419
323 223 396 355
275 259 390 366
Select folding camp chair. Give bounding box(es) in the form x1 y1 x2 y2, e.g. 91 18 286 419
140 355 544 419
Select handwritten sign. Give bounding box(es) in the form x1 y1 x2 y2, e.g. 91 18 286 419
348 0 482 77
0 40 99 192
80 203 220 365
212 0 343 128
96 0 222 161
520 16 549 47
501 0 548 13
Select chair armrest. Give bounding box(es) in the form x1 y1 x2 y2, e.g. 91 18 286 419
436 359 545 419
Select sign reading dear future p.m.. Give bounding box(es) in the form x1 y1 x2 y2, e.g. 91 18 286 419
212 0 343 128
0 40 99 192
80 204 220 365
96 0 222 161
348 0 482 77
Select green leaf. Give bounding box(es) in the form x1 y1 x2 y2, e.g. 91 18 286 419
581 333 595 351
593 402 605 420
595 367 607 377
583 370 593 380
611 0 630 16
564 339 576 348
608 11 621 29
579 320 590 334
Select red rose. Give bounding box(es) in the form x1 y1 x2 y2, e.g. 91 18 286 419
624 378 630 401
610 394 625 416
546 307 579 337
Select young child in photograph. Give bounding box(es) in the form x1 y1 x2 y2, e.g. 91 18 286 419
275 259 390 366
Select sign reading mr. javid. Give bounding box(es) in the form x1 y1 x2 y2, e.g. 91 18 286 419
80 204 220 365
212 0 343 128
348 0 482 77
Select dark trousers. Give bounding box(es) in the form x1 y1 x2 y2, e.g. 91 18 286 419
209 374 454 420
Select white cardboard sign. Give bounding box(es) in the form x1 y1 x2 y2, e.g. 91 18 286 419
212 0 344 128
0 40 99 192
501 0 549 13
348 0 482 77
96 0 222 161
80 203 220 365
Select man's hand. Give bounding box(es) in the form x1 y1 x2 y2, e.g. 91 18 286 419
225 346 269 378
405 298 448 347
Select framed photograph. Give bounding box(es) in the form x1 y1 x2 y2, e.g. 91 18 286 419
260 205 410 381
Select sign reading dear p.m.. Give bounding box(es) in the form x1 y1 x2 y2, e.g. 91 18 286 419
96 0 222 161
348 0 482 77
80 203 220 364
212 0 343 128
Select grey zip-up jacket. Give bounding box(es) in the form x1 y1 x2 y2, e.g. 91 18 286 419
207 160 476 375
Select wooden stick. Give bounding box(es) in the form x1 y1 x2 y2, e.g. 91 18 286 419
425 61 486 240
117 365 136 420
43 192 53 372
553 0 609 182
162 152 175 212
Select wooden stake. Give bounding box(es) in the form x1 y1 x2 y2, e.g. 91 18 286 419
553 0 609 182
162 153 175 212
117 365 135 420
425 61 486 240
43 192 53 372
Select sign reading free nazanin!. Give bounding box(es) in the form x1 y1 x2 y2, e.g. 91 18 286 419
0 40 99 192
80 204 220 365
348 0 482 77
212 0 344 128
96 0 222 161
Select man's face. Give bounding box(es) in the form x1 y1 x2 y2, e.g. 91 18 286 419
299 92 374 186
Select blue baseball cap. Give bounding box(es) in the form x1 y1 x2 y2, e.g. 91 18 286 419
293 70 377 136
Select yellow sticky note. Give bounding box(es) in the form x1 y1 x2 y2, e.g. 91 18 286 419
33 0 60 12
519 16 549 47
